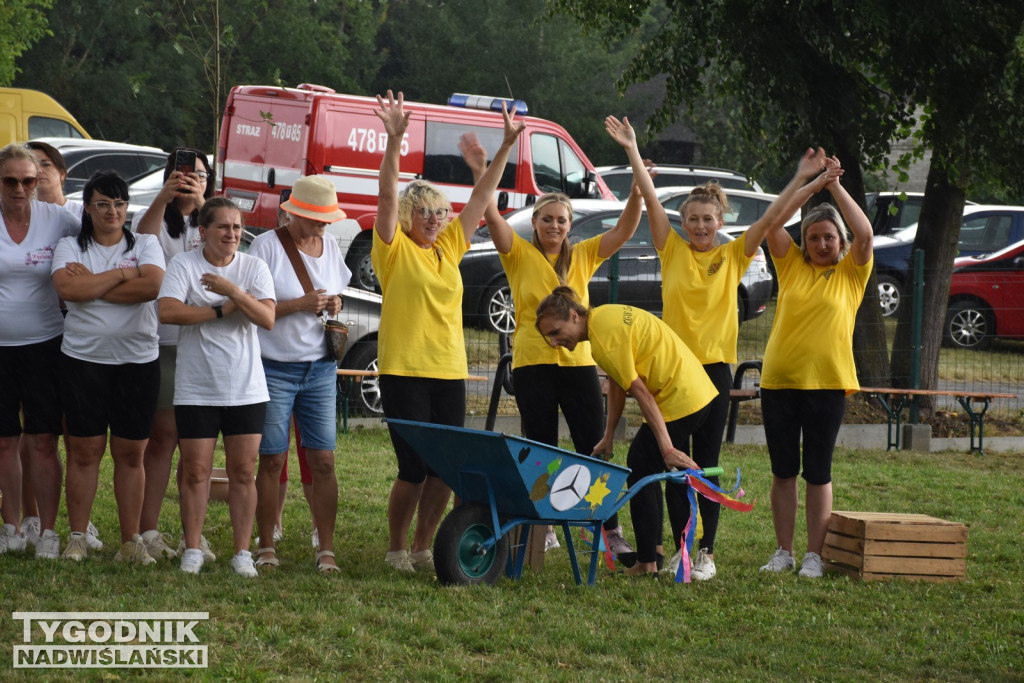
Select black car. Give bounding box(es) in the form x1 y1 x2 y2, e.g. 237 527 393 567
460 199 774 334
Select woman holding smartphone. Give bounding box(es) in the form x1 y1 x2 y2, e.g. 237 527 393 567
134 148 216 563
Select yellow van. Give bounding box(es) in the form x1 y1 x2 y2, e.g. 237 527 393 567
0 88 90 147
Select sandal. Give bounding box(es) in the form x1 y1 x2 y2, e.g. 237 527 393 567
253 547 279 568
316 550 340 574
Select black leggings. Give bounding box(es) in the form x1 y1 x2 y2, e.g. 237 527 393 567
626 404 711 563
513 364 618 531
665 362 731 553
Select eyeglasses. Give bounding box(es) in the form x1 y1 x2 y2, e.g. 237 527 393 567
194 171 209 180
2 176 38 190
417 207 449 221
91 200 130 212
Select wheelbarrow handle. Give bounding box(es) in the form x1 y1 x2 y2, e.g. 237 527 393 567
698 467 723 477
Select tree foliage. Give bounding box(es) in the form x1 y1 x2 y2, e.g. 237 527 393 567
0 0 52 86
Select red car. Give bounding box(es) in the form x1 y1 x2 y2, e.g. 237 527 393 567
944 240 1024 349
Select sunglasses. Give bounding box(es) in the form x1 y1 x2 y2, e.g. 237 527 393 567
417 207 449 221
2 176 38 190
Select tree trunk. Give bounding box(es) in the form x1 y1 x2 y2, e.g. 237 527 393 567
888 155 967 416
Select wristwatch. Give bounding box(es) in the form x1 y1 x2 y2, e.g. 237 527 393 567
213 305 223 319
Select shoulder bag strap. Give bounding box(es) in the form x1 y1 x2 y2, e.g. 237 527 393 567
275 227 315 294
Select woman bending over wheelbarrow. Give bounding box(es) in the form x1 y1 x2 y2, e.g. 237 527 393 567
535 287 717 576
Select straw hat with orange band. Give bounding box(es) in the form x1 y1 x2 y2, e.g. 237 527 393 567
280 175 347 223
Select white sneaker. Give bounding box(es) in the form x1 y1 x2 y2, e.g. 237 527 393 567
230 550 258 578
798 551 825 578
35 529 60 560
760 547 796 573
254 525 283 547
544 529 560 552
311 528 320 549
114 535 157 566
141 529 178 560
86 521 103 551
691 547 717 581
661 550 682 574
605 526 634 556
177 535 216 563
0 523 27 554
21 516 41 546
385 550 415 573
180 548 205 574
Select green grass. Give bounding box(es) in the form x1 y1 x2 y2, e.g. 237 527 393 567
1 429 1021 680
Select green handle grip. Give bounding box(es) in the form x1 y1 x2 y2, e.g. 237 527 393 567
699 467 724 477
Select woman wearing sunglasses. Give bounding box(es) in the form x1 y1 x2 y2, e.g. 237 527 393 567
371 90 522 573
0 144 79 559
51 171 165 565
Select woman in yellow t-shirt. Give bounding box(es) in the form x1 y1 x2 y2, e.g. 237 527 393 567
536 287 718 576
371 91 524 574
758 170 874 579
461 134 643 556
607 114 840 580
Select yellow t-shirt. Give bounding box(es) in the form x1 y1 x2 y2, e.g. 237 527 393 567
587 304 717 423
658 231 753 364
499 232 604 369
371 219 469 379
761 242 873 392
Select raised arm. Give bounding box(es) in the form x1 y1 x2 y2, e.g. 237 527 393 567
460 131 514 254
827 171 873 266
762 152 844 259
596 182 643 258
456 102 525 244
373 90 412 245
605 116 671 250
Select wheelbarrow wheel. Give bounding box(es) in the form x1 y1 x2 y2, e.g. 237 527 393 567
434 504 509 586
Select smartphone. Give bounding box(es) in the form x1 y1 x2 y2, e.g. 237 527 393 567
174 149 197 175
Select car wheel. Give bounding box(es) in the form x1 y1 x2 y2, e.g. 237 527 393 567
339 341 383 415
943 301 994 351
483 278 516 334
877 275 902 317
345 234 380 293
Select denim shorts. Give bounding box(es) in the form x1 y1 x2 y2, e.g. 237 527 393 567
259 357 337 454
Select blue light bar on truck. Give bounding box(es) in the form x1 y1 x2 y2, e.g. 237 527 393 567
448 93 528 116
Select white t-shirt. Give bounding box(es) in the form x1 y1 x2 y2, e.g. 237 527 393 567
61 199 85 223
52 232 165 364
0 200 80 345
248 229 351 363
158 249 276 406
133 206 203 345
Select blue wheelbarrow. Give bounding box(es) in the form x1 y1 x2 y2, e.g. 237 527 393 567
386 419 730 586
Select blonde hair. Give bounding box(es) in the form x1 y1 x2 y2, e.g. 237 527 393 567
680 181 732 220
531 192 574 283
800 203 851 262
0 143 39 171
397 180 451 233
535 285 589 332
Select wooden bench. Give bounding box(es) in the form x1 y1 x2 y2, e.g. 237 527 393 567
859 387 1018 454
336 369 487 433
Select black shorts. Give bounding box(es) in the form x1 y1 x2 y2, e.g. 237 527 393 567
61 354 160 440
761 388 846 485
0 337 64 436
175 403 268 439
380 375 465 484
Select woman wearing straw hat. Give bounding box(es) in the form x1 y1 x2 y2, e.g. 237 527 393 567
248 174 350 574
372 90 522 573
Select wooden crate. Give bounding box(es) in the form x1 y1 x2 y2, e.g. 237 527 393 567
822 511 967 582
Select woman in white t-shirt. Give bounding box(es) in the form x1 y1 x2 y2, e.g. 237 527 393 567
158 197 276 577
0 144 79 559
51 171 166 565
133 148 213 563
